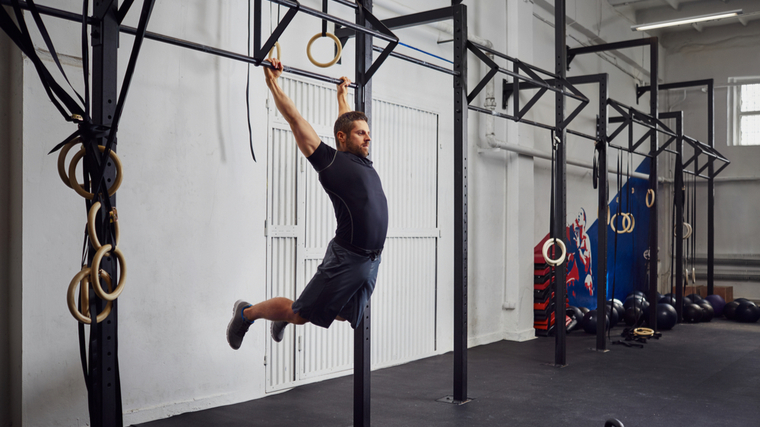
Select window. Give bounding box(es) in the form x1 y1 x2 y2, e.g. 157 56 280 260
729 77 760 146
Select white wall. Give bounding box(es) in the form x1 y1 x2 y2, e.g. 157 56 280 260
660 21 760 300
1 22 13 427
1 1 689 425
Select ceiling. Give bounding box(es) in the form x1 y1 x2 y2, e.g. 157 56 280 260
607 0 760 36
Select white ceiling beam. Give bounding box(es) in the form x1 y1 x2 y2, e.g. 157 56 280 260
663 0 680 11
691 22 704 32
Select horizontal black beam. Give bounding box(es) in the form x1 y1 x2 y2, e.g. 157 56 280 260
468 105 555 132
567 37 656 56
608 143 653 158
2 0 358 88
381 6 453 30
373 45 458 75
567 128 599 142
268 0 397 43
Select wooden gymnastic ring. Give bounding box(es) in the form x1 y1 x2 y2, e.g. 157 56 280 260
67 267 113 324
692 267 696 284
91 244 127 301
675 222 693 239
87 201 121 249
268 41 281 60
610 213 632 234
68 145 123 199
624 213 635 233
542 238 566 267
306 32 342 68
634 327 654 337
646 189 655 208
57 138 81 189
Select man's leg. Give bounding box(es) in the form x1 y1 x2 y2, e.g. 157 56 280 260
243 297 309 324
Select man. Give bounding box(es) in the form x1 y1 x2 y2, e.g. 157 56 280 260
227 58 388 350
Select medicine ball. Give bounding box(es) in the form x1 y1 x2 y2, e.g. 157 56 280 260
704 294 726 317
659 295 676 306
736 302 760 323
566 306 584 331
604 302 620 327
687 293 703 304
698 301 714 322
624 297 649 313
682 296 693 306
734 298 752 304
656 303 678 330
582 310 610 334
627 290 646 299
579 306 590 315
723 301 740 320
608 299 625 319
624 306 643 326
683 303 703 323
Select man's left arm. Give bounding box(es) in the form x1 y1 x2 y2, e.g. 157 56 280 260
337 77 352 117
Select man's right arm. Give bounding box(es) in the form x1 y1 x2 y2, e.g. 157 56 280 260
265 59 321 157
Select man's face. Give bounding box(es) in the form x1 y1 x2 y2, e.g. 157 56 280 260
339 120 371 158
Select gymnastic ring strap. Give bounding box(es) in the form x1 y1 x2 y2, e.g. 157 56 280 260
90 244 127 302
542 238 566 267
307 32 342 68
646 189 655 208
87 201 121 250
68 144 123 199
67 267 113 324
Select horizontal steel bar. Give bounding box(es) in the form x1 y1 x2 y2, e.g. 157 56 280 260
608 143 653 158
119 25 357 88
568 37 656 56
638 79 713 94
468 105 555 131
566 129 599 142
684 169 709 179
694 257 760 267
498 68 589 103
0 0 92 23
2 1 357 88
373 45 458 75
268 0 397 43
381 6 453 30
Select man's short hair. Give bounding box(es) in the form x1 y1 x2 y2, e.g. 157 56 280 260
334 111 368 143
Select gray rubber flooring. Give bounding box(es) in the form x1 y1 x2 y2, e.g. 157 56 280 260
133 318 760 427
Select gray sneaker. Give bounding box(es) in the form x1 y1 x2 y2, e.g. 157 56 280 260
227 300 253 350
271 321 287 343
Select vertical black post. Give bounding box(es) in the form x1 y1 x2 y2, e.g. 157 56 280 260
596 75 609 351
647 38 659 329
674 113 684 321
90 1 122 426
452 1 469 403
553 0 567 366
354 2 372 425
707 80 715 296
253 0 262 58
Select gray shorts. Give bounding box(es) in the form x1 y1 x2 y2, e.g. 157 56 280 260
292 239 382 329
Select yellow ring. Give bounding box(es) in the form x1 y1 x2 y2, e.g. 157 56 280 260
610 213 632 234
306 32 342 68
542 238 567 266
57 138 81 189
268 41 281 60
67 267 113 324
692 267 696 284
87 201 121 250
90 244 127 301
624 213 635 233
68 145 123 200
675 222 693 239
634 327 654 337
646 189 655 208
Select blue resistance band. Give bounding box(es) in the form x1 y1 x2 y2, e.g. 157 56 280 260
398 42 453 64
